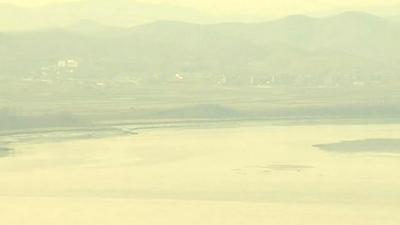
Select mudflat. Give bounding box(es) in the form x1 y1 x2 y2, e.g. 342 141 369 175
0 123 399 225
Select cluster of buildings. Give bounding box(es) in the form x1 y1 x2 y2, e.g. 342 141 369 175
38 58 80 77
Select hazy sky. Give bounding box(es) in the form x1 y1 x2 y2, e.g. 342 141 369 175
0 0 399 30
2 0 400 16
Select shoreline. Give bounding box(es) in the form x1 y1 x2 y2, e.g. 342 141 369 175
2 116 400 144
2 116 400 138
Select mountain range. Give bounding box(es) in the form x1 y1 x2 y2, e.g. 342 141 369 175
2 0 400 31
1 11 400 85
0 0 214 31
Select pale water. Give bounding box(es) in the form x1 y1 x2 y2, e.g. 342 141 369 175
1 123 399 225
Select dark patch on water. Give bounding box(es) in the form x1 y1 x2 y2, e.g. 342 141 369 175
315 139 400 153
234 164 313 175
263 164 314 171
0 147 14 158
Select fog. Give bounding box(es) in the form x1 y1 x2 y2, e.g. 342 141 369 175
1 0 400 30
1 1 400 225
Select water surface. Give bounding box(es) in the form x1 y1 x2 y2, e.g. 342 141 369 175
1 123 399 225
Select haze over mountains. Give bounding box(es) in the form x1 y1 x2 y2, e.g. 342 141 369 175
389 14 400 22
1 11 400 86
2 0 400 31
0 0 214 31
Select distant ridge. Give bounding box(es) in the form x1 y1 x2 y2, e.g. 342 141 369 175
63 20 125 36
0 0 213 31
1 11 400 83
